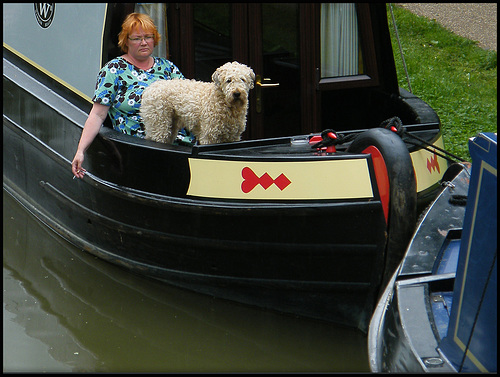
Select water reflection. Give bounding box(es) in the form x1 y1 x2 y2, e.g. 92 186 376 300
3 190 369 372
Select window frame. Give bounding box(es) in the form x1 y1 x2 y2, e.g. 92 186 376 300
316 3 379 91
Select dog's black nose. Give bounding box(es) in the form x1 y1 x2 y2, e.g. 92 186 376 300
233 92 241 98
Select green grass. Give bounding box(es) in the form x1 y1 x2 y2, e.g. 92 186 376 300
387 4 497 161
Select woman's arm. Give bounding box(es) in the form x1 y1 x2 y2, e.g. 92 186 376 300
71 102 109 178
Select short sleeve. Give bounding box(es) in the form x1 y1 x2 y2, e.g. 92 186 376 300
92 59 128 106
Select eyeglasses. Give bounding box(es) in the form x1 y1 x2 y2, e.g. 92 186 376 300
128 35 154 43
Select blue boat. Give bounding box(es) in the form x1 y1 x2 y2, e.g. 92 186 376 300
368 132 497 372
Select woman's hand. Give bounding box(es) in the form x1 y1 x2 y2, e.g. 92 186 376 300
72 151 87 179
71 102 109 179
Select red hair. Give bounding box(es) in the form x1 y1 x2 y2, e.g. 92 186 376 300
118 13 161 53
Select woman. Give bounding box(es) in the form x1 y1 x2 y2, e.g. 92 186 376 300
71 13 184 179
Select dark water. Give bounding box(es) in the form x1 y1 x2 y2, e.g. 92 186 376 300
3 190 369 373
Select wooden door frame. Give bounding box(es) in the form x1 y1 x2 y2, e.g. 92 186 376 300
246 3 264 139
299 3 319 135
167 3 194 77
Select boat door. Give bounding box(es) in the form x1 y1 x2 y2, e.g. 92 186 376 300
168 3 302 140
246 4 302 139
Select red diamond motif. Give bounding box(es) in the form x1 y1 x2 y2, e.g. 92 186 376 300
274 173 292 191
259 173 274 189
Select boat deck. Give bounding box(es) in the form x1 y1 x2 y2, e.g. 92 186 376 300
101 125 441 161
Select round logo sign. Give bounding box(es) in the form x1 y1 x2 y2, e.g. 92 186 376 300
34 3 55 29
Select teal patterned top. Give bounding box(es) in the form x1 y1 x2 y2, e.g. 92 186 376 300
92 57 184 138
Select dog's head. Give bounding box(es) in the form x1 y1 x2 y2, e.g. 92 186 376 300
212 62 255 106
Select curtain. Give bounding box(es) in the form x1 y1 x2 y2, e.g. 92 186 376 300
135 3 167 58
320 3 359 78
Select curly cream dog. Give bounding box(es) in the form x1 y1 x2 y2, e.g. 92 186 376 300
140 61 255 145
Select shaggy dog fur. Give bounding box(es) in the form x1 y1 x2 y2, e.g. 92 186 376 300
140 61 255 145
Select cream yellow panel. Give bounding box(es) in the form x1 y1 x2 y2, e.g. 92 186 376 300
410 136 448 193
187 158 374 200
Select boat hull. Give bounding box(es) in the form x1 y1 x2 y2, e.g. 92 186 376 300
3 116 388 328
368 164 469 372
3 45 446 331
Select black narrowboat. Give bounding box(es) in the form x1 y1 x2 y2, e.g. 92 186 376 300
4 3 451 331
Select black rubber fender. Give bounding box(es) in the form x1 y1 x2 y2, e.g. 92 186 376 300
347 128 417 299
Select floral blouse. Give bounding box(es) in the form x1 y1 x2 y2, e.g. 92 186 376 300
92 57 184 138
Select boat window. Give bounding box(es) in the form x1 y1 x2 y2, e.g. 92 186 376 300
320 3 364 78
134 3 168 58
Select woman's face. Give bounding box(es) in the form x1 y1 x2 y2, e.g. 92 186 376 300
126 26 154 60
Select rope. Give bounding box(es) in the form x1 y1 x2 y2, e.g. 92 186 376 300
389 4 412 93
311 129 358 150
312 117 466 164
381 117 466 163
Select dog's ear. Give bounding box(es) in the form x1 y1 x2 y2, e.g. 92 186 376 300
248 70 255 89
212 69 221 86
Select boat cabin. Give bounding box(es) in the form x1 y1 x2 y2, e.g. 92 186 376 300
4 3 438 141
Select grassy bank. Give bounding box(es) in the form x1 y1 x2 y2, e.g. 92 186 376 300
387 4 497 160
